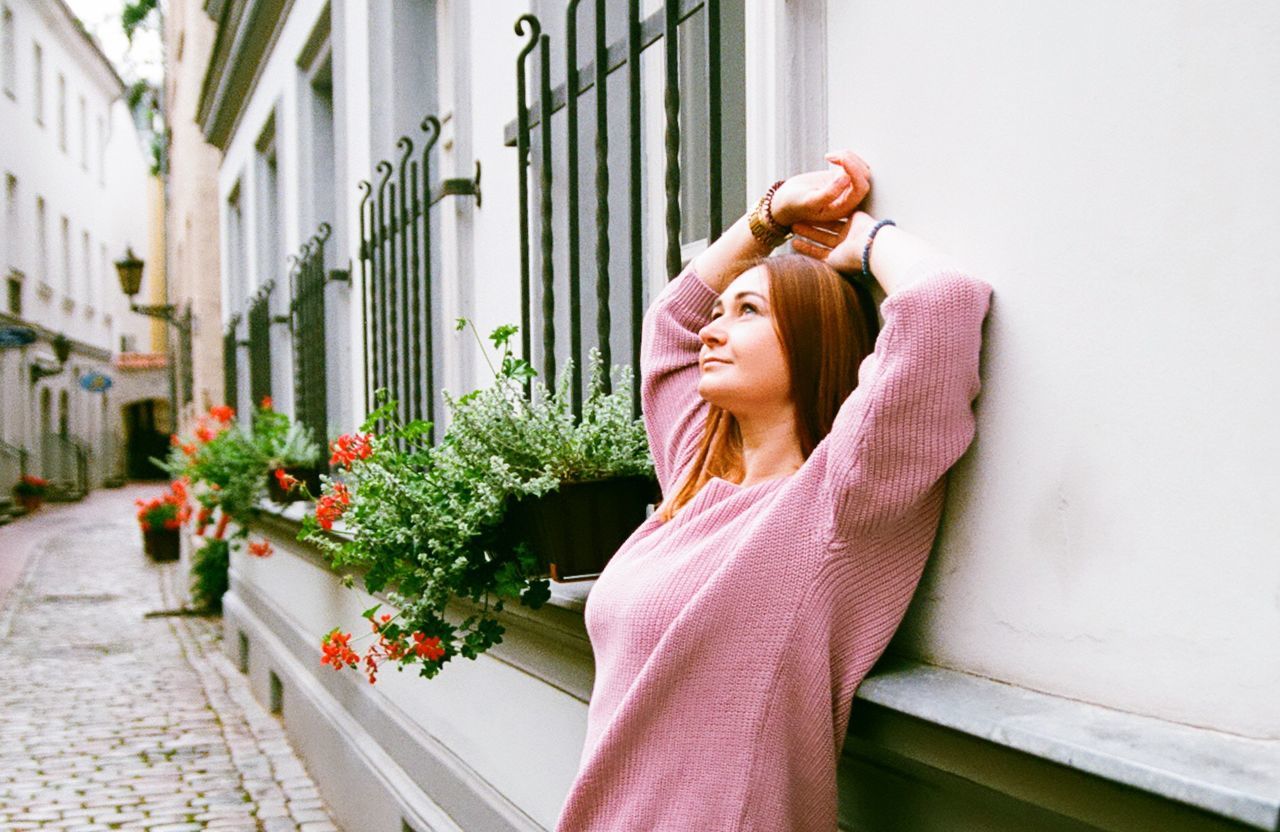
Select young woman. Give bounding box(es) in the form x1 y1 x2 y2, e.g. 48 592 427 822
555 150 994 831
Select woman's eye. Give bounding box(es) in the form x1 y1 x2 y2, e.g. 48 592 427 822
741 304 757 314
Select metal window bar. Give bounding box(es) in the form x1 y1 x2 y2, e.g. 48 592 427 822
509 0 743 421
247 286 274 407
289 222 332 466
357 115 448 444
223 316 240 411
178 306 194 406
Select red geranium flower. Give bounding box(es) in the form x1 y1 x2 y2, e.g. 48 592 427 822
247 539 274 558
209 404 234 423
260 395 273 410
329 433 374 468
274 468 300 492
314 483 351 531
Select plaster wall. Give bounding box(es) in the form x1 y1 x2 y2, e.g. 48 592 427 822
826 0 1280 738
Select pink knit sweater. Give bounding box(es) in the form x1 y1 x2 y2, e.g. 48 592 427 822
555 259 993 831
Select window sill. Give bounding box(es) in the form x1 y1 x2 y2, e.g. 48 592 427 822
853 659 1279 829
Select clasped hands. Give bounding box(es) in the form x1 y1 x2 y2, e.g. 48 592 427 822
770 149 880 276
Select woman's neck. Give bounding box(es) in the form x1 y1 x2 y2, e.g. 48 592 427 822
733 409 805 487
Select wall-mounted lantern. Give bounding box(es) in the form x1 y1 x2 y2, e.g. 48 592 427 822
29 332 72 384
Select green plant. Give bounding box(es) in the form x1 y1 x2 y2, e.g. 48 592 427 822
300 319 654 682
191 537 230 611
252 400 322 470
154 404 281 612
14 475 49 497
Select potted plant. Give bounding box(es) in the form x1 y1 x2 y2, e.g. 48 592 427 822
153 405 276 609
13 474 49 512
298 318 656 683
252 398 323 504
136 480 193 561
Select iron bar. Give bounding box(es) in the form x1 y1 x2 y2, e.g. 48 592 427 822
357 181 374 417
628 0 642 413
566 0 583 419
594 0 611 403
420 116 441 435
664 0 683 279
539 33 556 391
515 14 540 401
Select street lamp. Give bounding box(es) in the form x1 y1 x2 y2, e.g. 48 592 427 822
114 246 190 431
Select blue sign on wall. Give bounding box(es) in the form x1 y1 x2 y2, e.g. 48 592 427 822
0 326 37 348
79 372 113 392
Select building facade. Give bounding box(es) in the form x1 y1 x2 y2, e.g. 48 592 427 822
0 0 164 498
164 0 225 426
188 1 1278 830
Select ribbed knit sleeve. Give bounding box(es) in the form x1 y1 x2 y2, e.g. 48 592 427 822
639 264 719 496
814 258 994 540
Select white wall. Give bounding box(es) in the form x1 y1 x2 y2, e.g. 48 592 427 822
0 0 155 480
827 0 1280 738
0 0 151 355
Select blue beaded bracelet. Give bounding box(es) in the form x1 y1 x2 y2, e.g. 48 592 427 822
861 219 897 285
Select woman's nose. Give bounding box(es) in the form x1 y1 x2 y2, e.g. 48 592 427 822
699 322 725 346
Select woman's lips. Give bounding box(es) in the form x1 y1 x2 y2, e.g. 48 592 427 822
703 358 730 368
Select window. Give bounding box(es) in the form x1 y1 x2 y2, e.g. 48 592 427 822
100 242 108 310
2 6 14 99
5 274 19 315
59 215 69 295
78 95 87 168
35 195 46 283
56 72 65 151
254 113 282 289
4 172 16 269
31 42 41 123
96 114 105 185
81 230 91 311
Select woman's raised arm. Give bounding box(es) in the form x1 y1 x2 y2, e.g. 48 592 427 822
639 165 870 495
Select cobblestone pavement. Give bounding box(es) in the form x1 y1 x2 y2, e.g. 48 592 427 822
0 486 343 832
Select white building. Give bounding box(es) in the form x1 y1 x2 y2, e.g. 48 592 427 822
192 1 1279 830
0 0 163 498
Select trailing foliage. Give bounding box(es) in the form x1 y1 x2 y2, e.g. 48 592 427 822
300 319 655 682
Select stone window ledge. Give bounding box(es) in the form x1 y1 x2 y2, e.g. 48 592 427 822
249 499 1278 830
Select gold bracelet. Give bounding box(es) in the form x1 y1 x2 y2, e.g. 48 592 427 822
748 180 791 249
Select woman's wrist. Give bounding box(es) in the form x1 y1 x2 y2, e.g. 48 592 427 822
867 224 941 296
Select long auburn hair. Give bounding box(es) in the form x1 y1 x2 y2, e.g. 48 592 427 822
654 254 880 523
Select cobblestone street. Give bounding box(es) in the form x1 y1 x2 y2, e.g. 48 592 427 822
0 486 343 832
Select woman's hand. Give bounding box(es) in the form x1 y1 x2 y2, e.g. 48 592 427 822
789 150 878 273
771 149 872 227
792 210 879 275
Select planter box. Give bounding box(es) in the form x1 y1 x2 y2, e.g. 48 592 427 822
503 474 661 582
267 465 323 504
16 494 43 513
142 526 181 562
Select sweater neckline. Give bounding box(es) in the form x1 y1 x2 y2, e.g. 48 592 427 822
706 474 792 493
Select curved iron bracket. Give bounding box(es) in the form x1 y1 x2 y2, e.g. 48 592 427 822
430 160 482 208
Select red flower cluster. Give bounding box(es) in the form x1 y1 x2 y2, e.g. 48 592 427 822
320 629 359 670
273 468 300 492
136 479 193 532
247 538 274 558
314 483 351 530
209 404 235 423
194 506 213 536
260 395 273 410
329 433 374 468
356 612 447 684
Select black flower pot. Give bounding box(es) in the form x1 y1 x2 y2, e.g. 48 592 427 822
503 475 661 582
267 465 323 504
143 527 181 562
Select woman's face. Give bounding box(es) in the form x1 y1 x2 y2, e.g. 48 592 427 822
696 266 791 415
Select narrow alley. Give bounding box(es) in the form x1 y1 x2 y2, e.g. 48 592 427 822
0 486 342 832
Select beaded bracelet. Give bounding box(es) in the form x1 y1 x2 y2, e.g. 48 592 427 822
747 179 791 249
861 219 897 284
